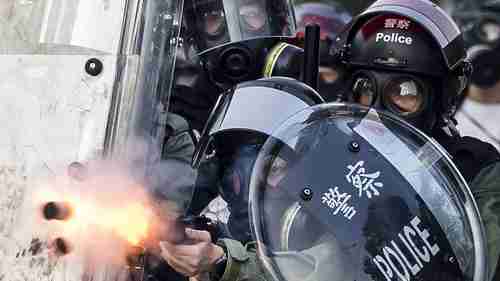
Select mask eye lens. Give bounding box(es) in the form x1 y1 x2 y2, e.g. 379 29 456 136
353 76 376 106
479 19 500 43
221 167 242 202
239 4 266 31
385 78 425 115
203 10 226 36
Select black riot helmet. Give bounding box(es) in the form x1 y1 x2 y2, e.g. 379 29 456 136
191 76 324 242
183 0 296 89
443 0 500 89
192 77 324 168
336 0 472 135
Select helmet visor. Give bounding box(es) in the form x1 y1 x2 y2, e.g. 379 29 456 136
188 0 295 54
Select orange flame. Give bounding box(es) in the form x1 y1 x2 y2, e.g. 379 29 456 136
39 190 153 246
68 199 151 246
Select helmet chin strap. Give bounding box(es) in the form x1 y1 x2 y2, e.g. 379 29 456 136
441 78 469 138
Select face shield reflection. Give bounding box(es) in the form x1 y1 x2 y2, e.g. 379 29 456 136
202 10 227 37
266 156 288 189
187 0 295 54
384 78 426 115
0 0 127 54
239 1 268 32
195 0 226 37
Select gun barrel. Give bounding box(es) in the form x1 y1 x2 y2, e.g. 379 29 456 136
42 201 73 221
53 237 72 256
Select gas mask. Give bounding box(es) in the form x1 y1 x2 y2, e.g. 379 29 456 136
217 142 261 243
184 0 296 89
350 70 437 131
169 31 222 133
446 0 500 89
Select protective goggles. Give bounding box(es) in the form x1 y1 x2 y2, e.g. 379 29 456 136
351 71 430 117
200 2 268 37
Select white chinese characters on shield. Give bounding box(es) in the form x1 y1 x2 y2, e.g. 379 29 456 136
346 161 384 199
321 187 357 220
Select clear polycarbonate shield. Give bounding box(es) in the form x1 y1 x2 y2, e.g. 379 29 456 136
250 103 487 281
186 0 296 54
0 0 125 54
0 1 189 281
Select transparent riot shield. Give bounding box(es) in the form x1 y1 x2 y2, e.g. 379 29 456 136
0 1 188 281
250 103 487 281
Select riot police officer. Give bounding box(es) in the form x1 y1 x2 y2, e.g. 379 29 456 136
335 0 500 279
161 77 324 280
165 0 296 143
165 0 296 231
